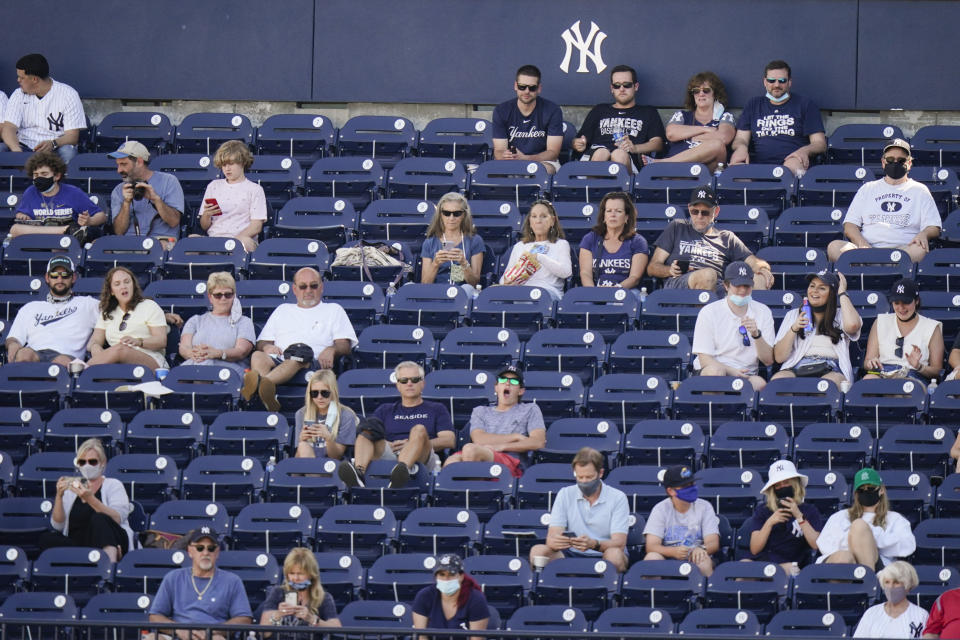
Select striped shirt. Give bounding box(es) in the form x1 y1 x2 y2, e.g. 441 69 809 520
3 79 85 149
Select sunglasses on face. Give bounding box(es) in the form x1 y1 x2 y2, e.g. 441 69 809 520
297 283 320 290
396 376 422 384
497 377 521 386
689 208 713 217
441 209 464 217
691 87 713 95
611 82 634 90
516 84 539 92
310 389 332 399
884 156 908 165
193 544 218 553
118 311 131 332
765 77 789 84
895 336 904 358
48 272 71 279
210 291 234 300
76 458 99 466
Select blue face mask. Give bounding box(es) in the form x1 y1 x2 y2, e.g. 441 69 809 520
765 91 790 104
675 485 699 503
728 293 752 307
436 578 460 596
287 579 311 591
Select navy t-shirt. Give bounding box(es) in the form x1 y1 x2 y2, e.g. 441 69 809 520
665 109 736 158
653 219 752 279
740 501 824 564
576 103 665 152
491 97 564 156
17 183 102 224
579 230 649 288
372 399 453 442
412 584 489 631
735 93 825 164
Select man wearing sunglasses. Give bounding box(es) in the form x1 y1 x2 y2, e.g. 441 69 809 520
691 260 775 391
443 365 545 477
827 138 941 263
571 64 665 173
339 361 455 489
242 268 357 411
492 64 564 174
730 60 826 175
5 256 99 367
648 187 774 294
150 526 252 640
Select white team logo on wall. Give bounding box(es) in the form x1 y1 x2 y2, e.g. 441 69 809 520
560 20 607 74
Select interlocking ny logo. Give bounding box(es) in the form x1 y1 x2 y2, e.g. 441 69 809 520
697 190 706 198
560 20 607 74
739 267 747 276
897 284 905 294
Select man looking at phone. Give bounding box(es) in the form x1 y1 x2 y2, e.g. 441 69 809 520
528 447 629 572
149 526 252 640
242 268 357 411
647 186 773 294
492 64 564 174
643 464 720 577
338 361 455 490
443 365 545 476
108 141 184 244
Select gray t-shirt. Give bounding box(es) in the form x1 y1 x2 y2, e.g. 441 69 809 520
294 405 358 448
110 170 185 239
468 402 545 461
181 312 256 375
643 497 720 547
653 219 752 279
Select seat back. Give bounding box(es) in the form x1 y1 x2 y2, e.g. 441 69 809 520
623 419 705 468
180 455 264 513
212 549 281 610
421 368 495 425
833 247 914 292
230 502 313 553
550 161 630 202
765 609 847 637
467 200 522 255
756 377 842 436
620 559 705 616
707 421 790 470
554 287 639 341
505 605 589 634
523 328 606 385
81 591 153 623
16 451 77 498
469 285 555 341
31 547 112 604
798 164 875 207
338 600 413 628
608 330 691 381
605 465 671 515
162 237 246 280
124 409 204 466
386 283 470 340
385 158 466 201
83 235 163 285
431 461 516 521
633 164 711 204
714 163 795 215
144 279 210 321
517 370 585 421
640 288 717 336
911 518 960 566
72 364 155 422
336 115 417 168
157 364 242 419
364 552 435 602
481 509 549 557
586 374 671 430
437 326 520 371
911 125 960 166
792 562 880 625
800 468 850 515
206 411 290 462
3 235 82 277
535 418 622 466
877 424 954 477
671 376 757 436
827 123 904 165
418 117 492 164
772 207 845 251
593 607 674 635
245 238 329 281
710 205 770 253
515 462 576 511
398 506 481 555
42 408 124 454
677 607 761 636
147 499 230 535
304 157 386 209
320 280 386 332
174 112 254 154
255 113 336 161
704 561 790 623
314 504 398 564
265 456 342 512
551 201 599 245
793 423 873 478
311 552 363 605
468 160 550 208
65 153 123 194
0 497 52 556
271 196 357 249
534 557 619 617
463 554 532 619
105 453 179 512
696 466 763 527
842 378 927 437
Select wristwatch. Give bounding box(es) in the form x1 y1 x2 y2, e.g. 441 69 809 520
751 331 761 340
52 140 59 150
220 350 227 360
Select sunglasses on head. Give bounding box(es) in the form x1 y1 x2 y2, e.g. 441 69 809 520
397 376 422 384
691 87 713 95
765 77 789 84
516 83 539 92
76 458 99 466
441 209 464 217
210 291 234 300
48 271 71 279
297 282 320 290
310 389 332 399
884 156 908 165
894 336 904 358
118 311 131 332
497 376 521 385
193 544 218 553
611 82 634 90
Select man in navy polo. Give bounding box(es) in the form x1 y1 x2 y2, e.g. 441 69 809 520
492 64 564 174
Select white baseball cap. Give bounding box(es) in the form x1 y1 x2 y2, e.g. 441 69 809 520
761 459 808 493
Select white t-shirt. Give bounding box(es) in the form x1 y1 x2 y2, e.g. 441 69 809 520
816 509 916 567
643 497 720 547
499 238 572 300
8 295 99 359
844 178 941 248
3 80 86 149
258 302 358 355
94 299 169 367
853 602 928 639
775 307 860 382
201 178 268 238
692 297 775 374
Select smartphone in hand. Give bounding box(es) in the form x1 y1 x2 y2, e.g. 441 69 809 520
205 198 222 215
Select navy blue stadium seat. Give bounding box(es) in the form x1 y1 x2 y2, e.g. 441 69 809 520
792 563 879 625
708 205 770 253
800 468 849 516
845 289 888 345
694 465 763 528
0 274 44 322
65 153 123 195
607 330 691 381
881 469 932 527
463 554 532 619
320 280 386 332
0 362 70 421
385 157 466 201
81 591 153 623
506 604 589 635
605 465 670 515
678 608 761 636
764 610 847 637
793 423 874 478
255 113 336 162
418 117 492 164
230 502 313 553
143 278 209 321
523 328 605 384
0 497 51 556
421 367 495 425
343 458 429 521
271 196 357 249
593 607 674 635
916 248 960 292
82 235 163 286
632 163 711 205
338 599 412 629
335 367 397 417
0 591 79 633
533 556 619 617
516 370 585 421
877 424 954 477
359 198 434 246
671 376 756 435
554 287 639 342
936 472 960 518
620 559 705 617
397 506 481 556
797 164 874 207
386 283 470 340
842 378 927 437
30 546 112 605
151 153 220 209
773 206 845 250
515 463 576 511
912 125 960 166
147 499 229 536
205 411 290 463
714 163 795 216
467 200 522 256
468 160 551 208
0 450 15 494
161 236 246 280
911 518 960 566
640 288 717 336
214 549 281 610
834 247 914 292
353 324 436 371
911 165 960 215
481 508 550 557
304 157 385 209
2 235 82 277
264 456 342 512
157 364 241 419
336 115 417 169
469 285 555 341
919 291 960 344
123 409 204 466
431 461 516 521
535 418 622 466
704 561 789 623
42 408 123 454
756 377 843 435
312 552 363 605
551 201 599 246
174 112 254 155
436 326 520 372
585 373 671 428
180 455 264 514
914 564 960 610
363 552 434 602
707 421 790 469
105 453 178 513
827 123 904 165
633 202 682 246
0 152 32 193
314 504 397 564
550 161 630 202
247 155 304 208
235 279 295 324
623 419 705 468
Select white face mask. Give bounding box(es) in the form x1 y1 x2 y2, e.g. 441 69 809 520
79 463 102 480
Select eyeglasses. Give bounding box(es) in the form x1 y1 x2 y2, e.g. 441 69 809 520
310 389 332 399
691 87 713 95
76 458 99 466
611 82 634 90
689 208 713 217
884 156 908 165
396 376 422 384
739 325 751 347
765 77 789 84
48 272 71 279
516 84 539 92
118 311 131 331
441 209 465 217
497 377 521 386
193 544 218 553
210 291 234 300
894 336 904 358
297 283 320 290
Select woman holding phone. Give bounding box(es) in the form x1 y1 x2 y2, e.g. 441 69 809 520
259 547 341 629
420 192 485 289
196 140 267 252
294 369 358 460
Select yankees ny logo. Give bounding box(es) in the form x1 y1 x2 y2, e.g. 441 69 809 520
560 20 607 74
47 112 65 132
739 267 747 276
697 190 706 198
897 285 905 294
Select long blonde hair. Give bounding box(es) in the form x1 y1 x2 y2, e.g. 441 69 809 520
281 547 325 614
847 487 890 530
763 477 806 513
302 369 354 438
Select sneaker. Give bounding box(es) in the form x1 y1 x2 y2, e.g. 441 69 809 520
388 462 410 489
338 461 365 488
258 377 280 412
241 370 260 402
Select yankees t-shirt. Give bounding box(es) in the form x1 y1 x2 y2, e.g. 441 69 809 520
653 219 752 279
577 103 665 151
491 97 564 156
843 178 942 248
579 231 649 287
8 295 100 359
854 603 928 639
736 93 824 164
740 502 824 563
17 183 102 225
2 80 86 149
372 399 453 442
665 109 736 158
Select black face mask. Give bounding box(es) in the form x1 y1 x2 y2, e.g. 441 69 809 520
774 485 794 500
884 162 908 180
33 176 55 193
810 302 828 313
857 487 881 507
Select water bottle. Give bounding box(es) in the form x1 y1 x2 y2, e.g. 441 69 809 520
801 297 813 335
638 287 648 304
928 378 938 395
611 124 625 145
265 456 276 476
386 281 397 297
714 162 726 177
247 630 258 640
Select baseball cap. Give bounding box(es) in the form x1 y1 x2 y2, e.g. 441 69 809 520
663 464 696 488
433 553 463 575
888 278 920 303
496 364 524 387
853 467 883 491
761 459 808 493
107 141 151 162
183 525 222 546
805 269 840 289
724 260 754 287
688 186 717 208
46 256 75 274
882 138 911 156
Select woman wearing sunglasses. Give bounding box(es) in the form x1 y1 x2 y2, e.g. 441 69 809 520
40 438 133 562
177 271 255 375
86 266 168 370
499 199 571 301
295 369 358 460
862 278 944 383
657 71 735 172
420 192 486 289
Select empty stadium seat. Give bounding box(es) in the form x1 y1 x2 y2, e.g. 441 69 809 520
704 561 789 623
397 506 481 556
30 546 112 605
554 287 639 341
385 157 466 201
678 607 761 636
773 206 845 250
620 559 705 616
593 606 674 635
312 552 363 605
271 196 357 249
16 451 76 498
230 502 313 554
338 599 412 629
234 279 295 324
842 378 927 437
65 153 122 195
550 161 630 202
123 409 204 466
432 461 516 521
157 364 242 419
359 198 434 246
468 160 550 208
640 288 717 336
877 424 954 477
2 235 82 277
255 113 337 162
632 163 711 204
523 328 605 384
481 508 549 557
81 591 153 623
505 604 589 635
533 556 619 617
912 125 960 166
418 117 492 164
516 370 585 421
671 376 756 435
105 453 179 513
515 463 576 511
320 280 386 332
605 465 671 515
205 411 290 462
304 157 386 209
314 504 398 564
827 123 904 165
834 247 914 292
336 115 417 168
146 499 229 536
793 424 874 478
623 419 705 468
469 285 555 341
792 563 879 625
714 163 795 216
385 283 469 340
707 421 790 469
756 377 843 435
174 112 254 155
42 408 123 454
911 518 960 566
797 164 874 207
535 418 622 466
764 609 846 637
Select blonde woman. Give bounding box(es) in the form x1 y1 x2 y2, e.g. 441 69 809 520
40 438 133 562
197 139 267 251
294 370 358 460
741 460 823 573
818 467 916 568
854 561 928 638
178 271 255 375
259 547 340 628
420 192 485 287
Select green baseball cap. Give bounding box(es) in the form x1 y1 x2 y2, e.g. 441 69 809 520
853 467 883 491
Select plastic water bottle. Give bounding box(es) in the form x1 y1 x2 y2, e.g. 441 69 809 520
714 162 726 177
928 378 938 395
386 281 397 297
246 630 258 640
265 456 276 476
639 287 648 304
801 297 814 335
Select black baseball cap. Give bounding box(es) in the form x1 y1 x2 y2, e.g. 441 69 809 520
184 525 222 546
663 465 696 488
689 186 717 208
806 269 840 289
889 278 920 303
46 256 75 274
496 365 524 386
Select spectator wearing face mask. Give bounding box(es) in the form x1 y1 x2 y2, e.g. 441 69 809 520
643 464 720 577
412 553 489 640
854 561 928 638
